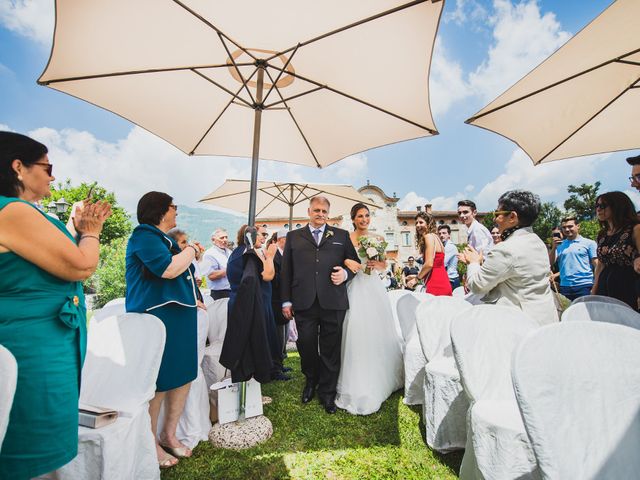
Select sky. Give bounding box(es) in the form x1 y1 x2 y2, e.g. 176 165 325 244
1 0 638 214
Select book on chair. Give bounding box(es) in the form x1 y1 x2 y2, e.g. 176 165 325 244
78 403 119 428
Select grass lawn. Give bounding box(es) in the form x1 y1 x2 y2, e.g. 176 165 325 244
162 352 462 480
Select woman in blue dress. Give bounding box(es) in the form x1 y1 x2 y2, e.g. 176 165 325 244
0 132 111 479
125 191 202 468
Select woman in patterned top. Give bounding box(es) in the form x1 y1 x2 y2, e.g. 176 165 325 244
592 191 640 310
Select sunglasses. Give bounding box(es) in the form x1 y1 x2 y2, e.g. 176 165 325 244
595 202 609 210
169 204 178 211
629 174 640 183
492 210 512 216
32 162 53 176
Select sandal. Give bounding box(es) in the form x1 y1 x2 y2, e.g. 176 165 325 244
158 451 178 469
160 443 192 458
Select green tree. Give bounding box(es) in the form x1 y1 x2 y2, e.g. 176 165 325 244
43 180 132 245
480 212 495 231
563 182 601 222
577 218 601 241
92 237 127 308
532 201 564 244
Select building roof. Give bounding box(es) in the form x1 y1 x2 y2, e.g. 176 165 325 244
358 183 400 204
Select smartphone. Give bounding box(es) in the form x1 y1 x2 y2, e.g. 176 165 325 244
552 232 561 239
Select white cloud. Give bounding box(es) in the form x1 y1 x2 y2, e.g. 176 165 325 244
397 191 428 211
623 189 640 211
445 0 488 25
0 0 53 45
468 0 571 102
429 40 473 117
20 125 369 211
474 148 610 210
398 191 466 211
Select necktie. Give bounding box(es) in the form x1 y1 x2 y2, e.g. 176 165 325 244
313 229 321 245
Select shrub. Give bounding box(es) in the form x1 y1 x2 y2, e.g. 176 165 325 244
93 237 128 308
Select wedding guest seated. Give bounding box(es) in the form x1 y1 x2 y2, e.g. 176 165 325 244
459 190 559 326
402 256 420 290
592 191 640 310
0 132 111 479
125 192 202 468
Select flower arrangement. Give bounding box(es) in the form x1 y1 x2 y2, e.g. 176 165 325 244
358 236 387 274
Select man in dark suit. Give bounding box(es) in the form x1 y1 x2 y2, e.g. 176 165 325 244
281 196 359 413
271 229 292 376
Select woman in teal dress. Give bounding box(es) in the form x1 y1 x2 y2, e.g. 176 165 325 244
125 191 203 468
0 132 111 479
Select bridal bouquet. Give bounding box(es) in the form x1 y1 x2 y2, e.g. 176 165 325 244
358 236 388 274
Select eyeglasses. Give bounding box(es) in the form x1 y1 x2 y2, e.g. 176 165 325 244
629 174 640 183
492 210 512 216
595 202 609 210
32 162 53 176
169 204 178 211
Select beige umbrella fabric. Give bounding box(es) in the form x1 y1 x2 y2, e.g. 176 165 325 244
38 0 442 168
200 180 379 229
466 0 640 165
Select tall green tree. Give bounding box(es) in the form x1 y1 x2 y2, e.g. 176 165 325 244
43 180 132 245
563 182 601 222
532 201 564 244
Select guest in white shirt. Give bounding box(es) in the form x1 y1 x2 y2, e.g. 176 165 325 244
457 199 494 255
202 229 232 300
459 190 559 326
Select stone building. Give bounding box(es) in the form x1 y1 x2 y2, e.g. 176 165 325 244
256 182 483 266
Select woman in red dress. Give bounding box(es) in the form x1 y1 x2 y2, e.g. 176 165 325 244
415 211 452 296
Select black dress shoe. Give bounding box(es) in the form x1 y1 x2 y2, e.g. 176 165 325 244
272 373 292 381
324 401 337 414
301 385 315 403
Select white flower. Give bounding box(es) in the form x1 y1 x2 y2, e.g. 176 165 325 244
366 246 378 258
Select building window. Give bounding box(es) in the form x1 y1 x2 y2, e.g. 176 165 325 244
451 220 457 224
284 224 289 229
262 224 267 228
295 224 301 228
401 231 411 247
385 232 395 248
402 221 408 226
438 220 444 225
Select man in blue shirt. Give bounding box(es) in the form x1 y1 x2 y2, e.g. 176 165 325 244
438 225 460 290
550 216 598 301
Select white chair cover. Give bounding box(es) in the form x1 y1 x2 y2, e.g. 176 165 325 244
570 294 631 309
562 302 640 329
53 313 166 480
202 294 214 308
0 344 17 452
452 286 466 298
451 305 539 480
416 297 472 452
399 293 432 405
512 322 640 480
387 289 411 345
103 297 125 308
92 300 126 322
202 298 230 396
158 307 212 448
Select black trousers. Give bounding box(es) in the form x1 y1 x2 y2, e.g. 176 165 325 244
211 289 231 300
295 297 346 403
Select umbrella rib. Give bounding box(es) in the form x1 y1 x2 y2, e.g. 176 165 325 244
217 33 257 105
264 86 326 109
467 46 640 123
171 0 257 62
537 84 634 164
264 0 430 62
270 68 436 133
189 68 259 154
191 69 253 108
37 63 253 85
262 44 301 106
263 68 322 168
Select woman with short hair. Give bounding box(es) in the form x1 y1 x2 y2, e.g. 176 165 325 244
125 192 202 468
459 190 559 326
592 191 640 310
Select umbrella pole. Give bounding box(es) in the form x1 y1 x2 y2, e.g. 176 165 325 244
288 185 294 231
239 64 265 422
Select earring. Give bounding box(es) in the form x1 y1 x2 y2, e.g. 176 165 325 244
17 175 23 181
161 216 165 223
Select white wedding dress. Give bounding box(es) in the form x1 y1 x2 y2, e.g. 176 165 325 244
336 257 404 415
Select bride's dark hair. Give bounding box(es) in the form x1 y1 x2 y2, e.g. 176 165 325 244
350 203 370 231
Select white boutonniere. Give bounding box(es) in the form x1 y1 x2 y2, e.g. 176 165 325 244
325 230 334 239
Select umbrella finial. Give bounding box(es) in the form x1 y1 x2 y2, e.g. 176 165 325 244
366 179 370 186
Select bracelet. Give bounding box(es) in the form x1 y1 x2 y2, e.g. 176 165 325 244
80 234 100 242
188 245 199 256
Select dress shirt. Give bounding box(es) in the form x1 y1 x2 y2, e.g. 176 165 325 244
202 244 232 291
467 220 494 254
443 240 460 280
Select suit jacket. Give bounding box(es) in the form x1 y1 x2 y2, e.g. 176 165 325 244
466 227 559 326
271 249 288 325
280 224 359 311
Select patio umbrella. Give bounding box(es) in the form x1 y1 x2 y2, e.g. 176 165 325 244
466 0 640 165
199 180 379 230
38 0 444 223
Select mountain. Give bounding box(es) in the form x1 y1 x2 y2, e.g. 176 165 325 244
175 204 245 245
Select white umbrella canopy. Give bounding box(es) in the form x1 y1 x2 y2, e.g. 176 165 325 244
200 180 379 229
38 0 442 168
466 0 640 165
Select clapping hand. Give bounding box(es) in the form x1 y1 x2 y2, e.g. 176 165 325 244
73 200 112 235
458 245 482 265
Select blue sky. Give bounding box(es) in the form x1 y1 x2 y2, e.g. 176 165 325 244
1 0 637 213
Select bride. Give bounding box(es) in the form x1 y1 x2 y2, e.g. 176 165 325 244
335 202 403 415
